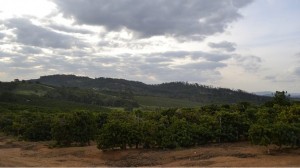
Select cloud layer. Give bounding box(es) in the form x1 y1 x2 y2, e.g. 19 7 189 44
0 0 258 84
52 0 253 38
4 18 84 49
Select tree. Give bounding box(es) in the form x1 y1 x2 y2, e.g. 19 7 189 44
169 117 193 147
216 111 248 142
96 110 137 150
141 120 158 148
248 107 273 154
273 91 291 106
51 111 96 146
249 124 273 154
249 103 300 153
71 111 96 146
97 120 131 150
51 113 73 146
23 114 52 141
273 105 300 148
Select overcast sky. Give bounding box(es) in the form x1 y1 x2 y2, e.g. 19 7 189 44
0 0 299 92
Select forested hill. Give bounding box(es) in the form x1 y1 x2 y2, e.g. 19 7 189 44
29 74 270 105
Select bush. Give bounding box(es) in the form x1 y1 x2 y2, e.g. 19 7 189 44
51 111 96 146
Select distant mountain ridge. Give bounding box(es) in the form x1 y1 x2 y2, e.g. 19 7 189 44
255 91 300 98
254 91 274 97
28 74 270 105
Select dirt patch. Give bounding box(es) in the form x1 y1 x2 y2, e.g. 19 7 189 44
21 144 38 150
0 135 300 167
173 153 216 161
0 140 22 149
106 152 161 167
230 153 256 158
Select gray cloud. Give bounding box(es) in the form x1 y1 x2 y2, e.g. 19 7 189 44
296 52 300 58
150 51 231 62
144 56 171 63
49 24 93 34
0 51 21 58
201 53 231 62
52 0 253 39
0 32 5 39
264 75 276 82
0 51 39 79
264 75 296 83
235 55 262 72
176 62 227 70
137 63 222 82
0 50 40 68
4 18 84 49
117 51 229 82
208 41 236 52
19 46 43 54
0 48 229 83
53 49 89 58
293 67 300 76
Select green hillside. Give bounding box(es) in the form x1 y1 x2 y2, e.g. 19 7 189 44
28 74 271 106
13 83 54 96
135 95 202 107
0 81 138 109
0 74 272 109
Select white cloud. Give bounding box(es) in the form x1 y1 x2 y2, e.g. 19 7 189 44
0 0 56 19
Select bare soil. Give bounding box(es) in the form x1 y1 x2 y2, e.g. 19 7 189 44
0 135 299 167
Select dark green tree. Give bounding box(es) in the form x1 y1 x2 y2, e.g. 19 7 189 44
23 114 52 141
248 123 273 154
71 111 96 146
273 91 291 106
51 113 73 146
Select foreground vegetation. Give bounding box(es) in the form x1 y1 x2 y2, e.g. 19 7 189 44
0 89 299 152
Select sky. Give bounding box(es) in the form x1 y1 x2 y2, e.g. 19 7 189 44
0 0 299 93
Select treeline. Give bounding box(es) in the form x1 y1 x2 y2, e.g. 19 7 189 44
0 91 299 151
152 82 268 104
96 93 300 150
0 110 97 146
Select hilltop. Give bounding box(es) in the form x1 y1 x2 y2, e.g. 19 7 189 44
27 74 270 107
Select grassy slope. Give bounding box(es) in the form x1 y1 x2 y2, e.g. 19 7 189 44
12 83 54 96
